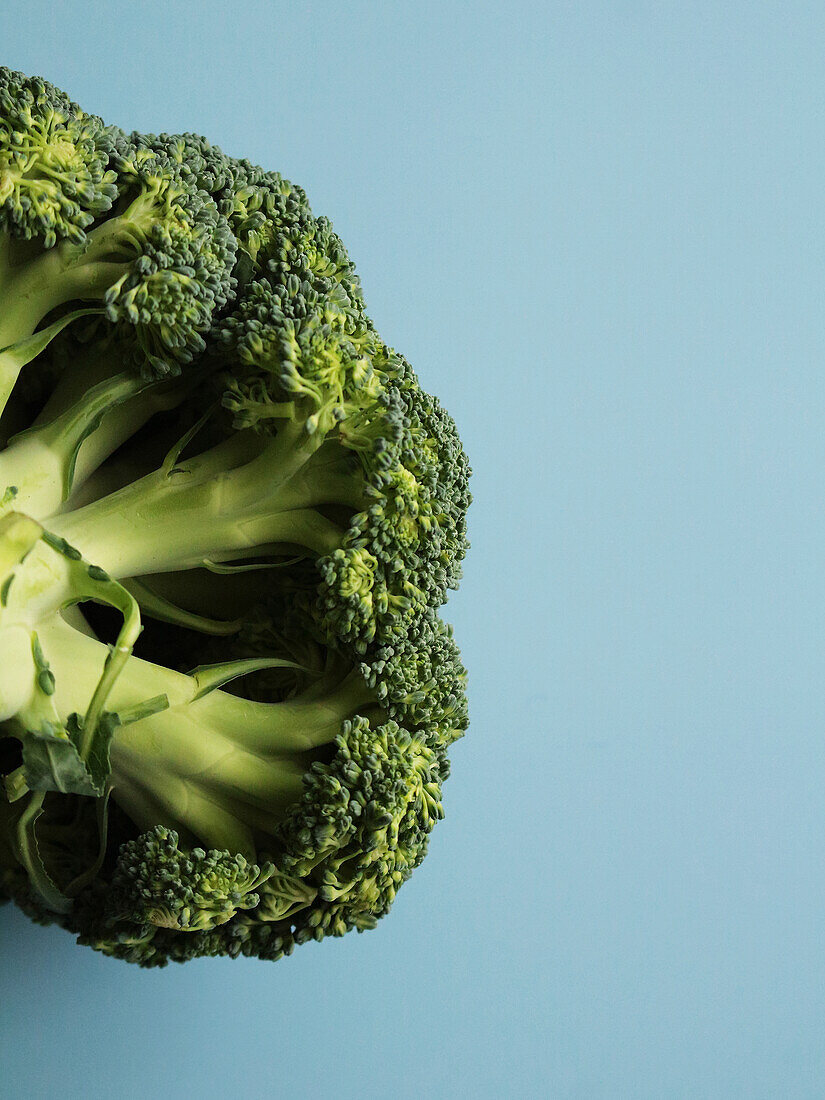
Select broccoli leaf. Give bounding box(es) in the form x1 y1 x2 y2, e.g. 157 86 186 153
19 712 119 798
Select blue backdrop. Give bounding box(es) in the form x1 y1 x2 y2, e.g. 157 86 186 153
4 3 825 1096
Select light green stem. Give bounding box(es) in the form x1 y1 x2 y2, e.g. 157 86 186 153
0 242 121 351
47 428 344 580
0 363 194 520
0 308 103 424
36 615 370 756
31 615 367 855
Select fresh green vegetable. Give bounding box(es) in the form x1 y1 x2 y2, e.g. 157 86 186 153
0 69 470 966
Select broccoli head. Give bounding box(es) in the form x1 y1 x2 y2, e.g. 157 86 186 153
0 69 471 967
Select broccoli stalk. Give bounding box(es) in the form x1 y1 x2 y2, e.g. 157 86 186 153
0 342 199 520
4 607 446 952
22 616 374 855
0 423 349 633
0 238 108 352
50 416 344 568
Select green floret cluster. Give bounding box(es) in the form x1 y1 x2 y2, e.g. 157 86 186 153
0 69 471 966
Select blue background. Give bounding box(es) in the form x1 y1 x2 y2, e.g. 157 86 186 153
3 2 825 1096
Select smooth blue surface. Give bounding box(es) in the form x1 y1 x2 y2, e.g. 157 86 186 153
3 2 825 1096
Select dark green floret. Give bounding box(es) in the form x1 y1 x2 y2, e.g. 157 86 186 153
106 825 276 932
0 68 238 406
0 68 116 247
0 68 471 967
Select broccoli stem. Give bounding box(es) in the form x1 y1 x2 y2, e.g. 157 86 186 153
51 486 344 577
35 615 373 753
0 624 36 722
0 353 192 520
33 341 121 424
0 240 62 350
0 373 151 519
0 240 120 350
46 426 352 579
0 238 135 424
30 616 373 854
1 425 355 630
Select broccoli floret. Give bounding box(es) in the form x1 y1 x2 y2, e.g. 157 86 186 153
0 70 471 967
0 69 116 248
105 825 277 932
0 68 237 405
70 719 446 967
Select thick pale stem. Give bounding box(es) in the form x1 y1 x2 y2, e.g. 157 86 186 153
187 666 373 755
0 244 121 350
35 616 371 756
0 625 36 721
0 435 68 520
0 369 190 521
35 616 195 713
30 616 363 854
50 485 341 579
47 428 344 579
3 418 357 629
110 765 258 855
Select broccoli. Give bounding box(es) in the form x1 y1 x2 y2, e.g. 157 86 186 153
0 69 471 966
